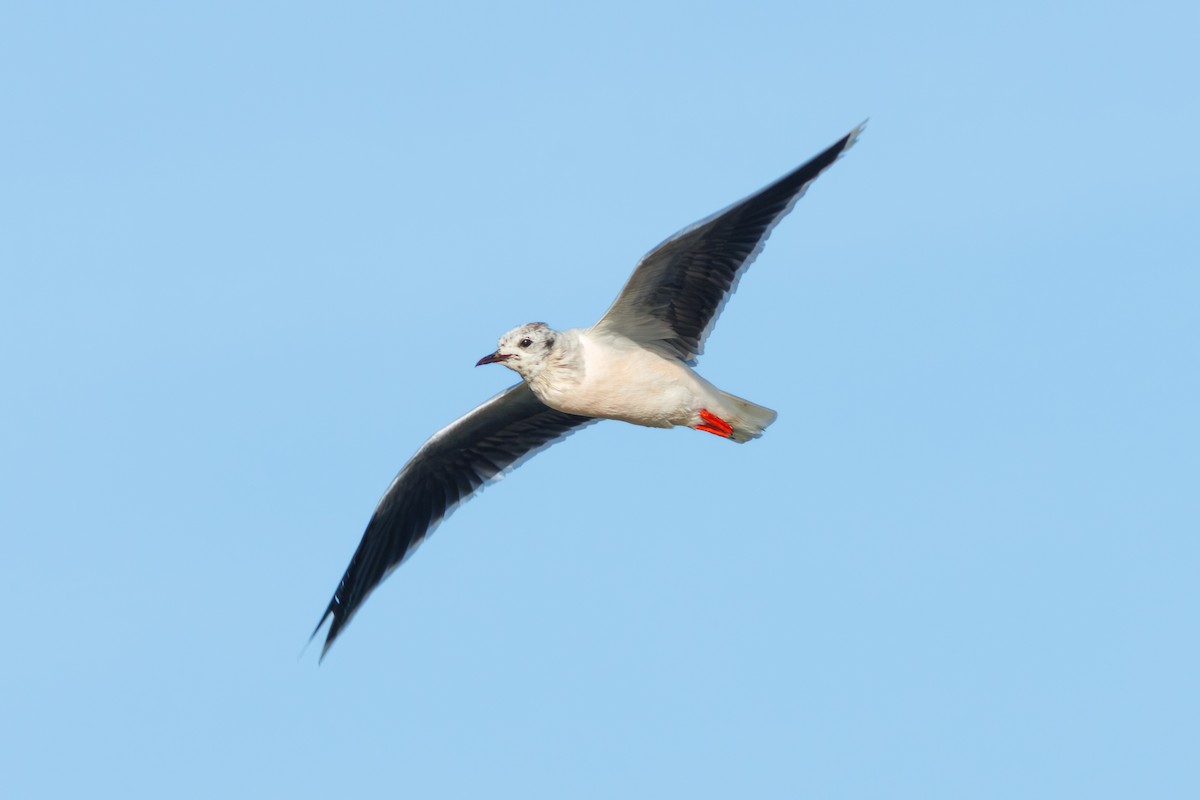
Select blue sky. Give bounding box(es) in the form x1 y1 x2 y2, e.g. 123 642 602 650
2 1 1197 797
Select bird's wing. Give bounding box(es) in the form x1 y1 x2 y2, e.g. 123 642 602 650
591 123 864 362
312 382 595 657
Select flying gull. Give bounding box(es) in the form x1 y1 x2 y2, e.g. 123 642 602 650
312 123 864 657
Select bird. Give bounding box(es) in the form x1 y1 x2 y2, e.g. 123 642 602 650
311 123 864 657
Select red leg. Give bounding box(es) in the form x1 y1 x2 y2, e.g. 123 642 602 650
694 408 734 438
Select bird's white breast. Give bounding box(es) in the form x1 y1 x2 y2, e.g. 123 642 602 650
529 328 716 428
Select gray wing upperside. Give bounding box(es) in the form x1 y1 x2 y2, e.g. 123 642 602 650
592 123 864 362
311 382 595 658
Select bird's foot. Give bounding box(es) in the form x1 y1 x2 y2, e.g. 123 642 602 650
694 409 734 438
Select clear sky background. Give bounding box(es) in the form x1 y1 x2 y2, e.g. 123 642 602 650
2 2 1197 797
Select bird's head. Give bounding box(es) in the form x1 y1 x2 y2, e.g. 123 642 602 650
476 322 559 380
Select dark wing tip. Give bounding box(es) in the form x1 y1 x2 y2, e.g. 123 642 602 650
796 120 866 180
309 592 346 663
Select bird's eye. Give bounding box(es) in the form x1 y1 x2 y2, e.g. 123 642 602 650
519 338 532 348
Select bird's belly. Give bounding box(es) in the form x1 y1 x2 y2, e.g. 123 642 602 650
538 349 706 428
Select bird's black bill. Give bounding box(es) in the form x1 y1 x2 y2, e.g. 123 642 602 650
475 352 511 366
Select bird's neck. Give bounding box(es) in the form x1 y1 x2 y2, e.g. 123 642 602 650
526 329 584 399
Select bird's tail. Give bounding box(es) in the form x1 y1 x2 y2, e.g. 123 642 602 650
718 391 778 443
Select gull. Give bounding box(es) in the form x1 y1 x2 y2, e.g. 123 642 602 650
312 123 864 657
